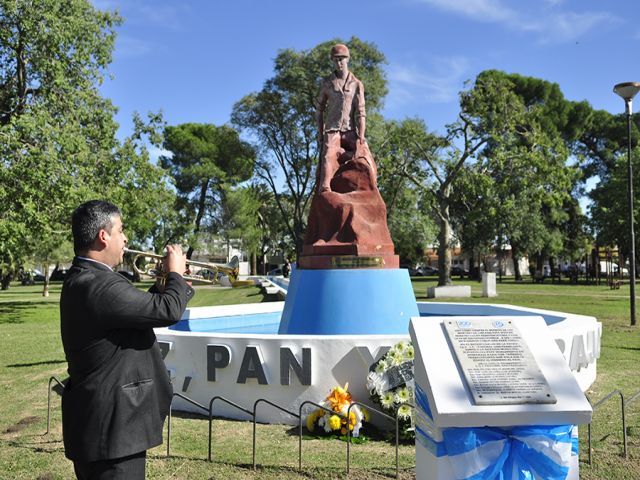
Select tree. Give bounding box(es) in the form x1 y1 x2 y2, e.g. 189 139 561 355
590 146 640 259
371 117 438 266
461 71 587 279
379 78 517 287
160 123 255 258
0 0 122 291
231 37 387 258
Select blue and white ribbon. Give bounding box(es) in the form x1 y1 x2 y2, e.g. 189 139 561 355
442 425 574 480
414 384 575 480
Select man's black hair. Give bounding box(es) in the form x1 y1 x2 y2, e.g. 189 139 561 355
71 200 121 255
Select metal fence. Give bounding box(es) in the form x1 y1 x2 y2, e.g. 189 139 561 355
46 378 413 477
586 389 640 466
46 378 640 475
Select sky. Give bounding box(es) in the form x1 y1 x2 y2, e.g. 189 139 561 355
94 0 639 164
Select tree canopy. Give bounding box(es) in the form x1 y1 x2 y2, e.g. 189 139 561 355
0 1 176 292
160 123 255 258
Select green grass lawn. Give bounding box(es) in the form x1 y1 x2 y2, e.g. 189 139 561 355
0 278 638 479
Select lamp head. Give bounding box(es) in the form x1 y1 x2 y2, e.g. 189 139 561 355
614 82 640 114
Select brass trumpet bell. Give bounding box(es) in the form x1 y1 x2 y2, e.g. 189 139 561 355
124 248 240 285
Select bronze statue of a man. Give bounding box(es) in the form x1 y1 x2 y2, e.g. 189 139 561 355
316 43 366 193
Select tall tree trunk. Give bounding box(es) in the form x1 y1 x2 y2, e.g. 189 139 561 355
437 193 452 286
251 252 257 276
512 248 523 282
42 258 50 297
188 180 209 259
536 254 544 275
0 271 10 290
294 220 305 262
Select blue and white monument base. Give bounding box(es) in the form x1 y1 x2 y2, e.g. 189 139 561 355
278 267 419 335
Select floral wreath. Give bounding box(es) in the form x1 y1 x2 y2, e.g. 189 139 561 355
306 383 369 439
366 340 415 440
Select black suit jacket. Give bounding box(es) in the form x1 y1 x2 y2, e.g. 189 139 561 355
60 257 193 462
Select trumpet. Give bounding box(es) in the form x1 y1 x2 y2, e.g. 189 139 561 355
124 248 240 285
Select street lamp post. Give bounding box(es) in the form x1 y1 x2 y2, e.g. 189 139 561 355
613 82 640 327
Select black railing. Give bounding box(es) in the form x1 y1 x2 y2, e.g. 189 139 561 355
252 399 299 470
587 390 626 465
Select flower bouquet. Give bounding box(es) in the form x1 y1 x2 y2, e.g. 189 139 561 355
305 383 369 440
366 340 415 440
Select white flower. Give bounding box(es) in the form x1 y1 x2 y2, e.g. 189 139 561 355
354 407 363 423
394 387 410 404
375 359 388 374
388 350 404 366
397 404 412 420
323 417 333 433
381 391 395 408
404 345 414 361
393 341 407 353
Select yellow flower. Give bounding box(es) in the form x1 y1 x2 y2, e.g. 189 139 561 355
306 412 316 432
361 407 370 422
349 411 357 426
341 427 348 435
328 415 342 431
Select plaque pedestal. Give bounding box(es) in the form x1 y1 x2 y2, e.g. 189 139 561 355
410 316 592 480
277 268 418 334
482 271 497 297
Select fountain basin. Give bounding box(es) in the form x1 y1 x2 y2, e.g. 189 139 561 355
155 301 601 424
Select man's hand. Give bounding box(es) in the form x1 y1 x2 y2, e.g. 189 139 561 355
164 244 187 275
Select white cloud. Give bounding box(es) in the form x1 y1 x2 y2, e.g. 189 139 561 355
416 0 618 44
92 1 190 30
417 0 517 23
134 4 191 30
387 56 470 106
519 11 619 44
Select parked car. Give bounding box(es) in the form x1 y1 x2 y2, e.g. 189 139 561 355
420 265 439 276
451 266 468 277
19 269 45 285
408 266 422 276
49 268 69 281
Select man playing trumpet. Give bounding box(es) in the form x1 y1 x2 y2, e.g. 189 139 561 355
60 200 194 479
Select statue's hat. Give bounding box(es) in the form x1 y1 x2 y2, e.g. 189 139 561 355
330 44 350 58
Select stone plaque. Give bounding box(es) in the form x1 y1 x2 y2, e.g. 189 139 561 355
443 319 556 405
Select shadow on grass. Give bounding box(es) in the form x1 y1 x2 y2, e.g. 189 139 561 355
4 437 64 456
7 359 66 368
285 423 414 445
607 345 640 352
0 300 54 324
0 302 35 324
